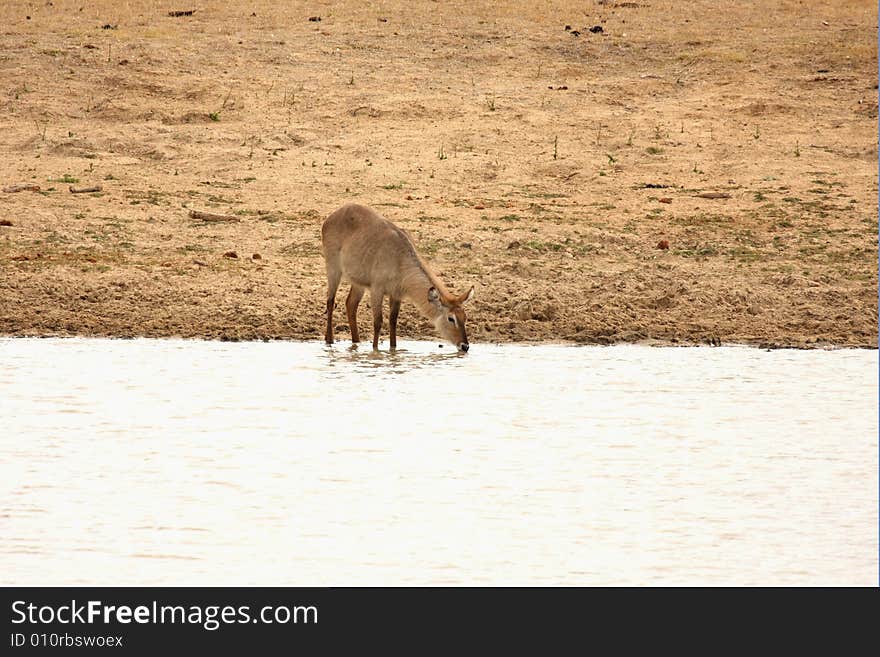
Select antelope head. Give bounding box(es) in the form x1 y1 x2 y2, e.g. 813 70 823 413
428 286 474 352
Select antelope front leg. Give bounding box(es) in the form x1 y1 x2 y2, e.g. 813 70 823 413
389 298 401 349
371 292 384 350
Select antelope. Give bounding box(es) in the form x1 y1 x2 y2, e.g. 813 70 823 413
321 203 474 352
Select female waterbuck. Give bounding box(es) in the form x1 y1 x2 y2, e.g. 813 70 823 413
321 204 474 351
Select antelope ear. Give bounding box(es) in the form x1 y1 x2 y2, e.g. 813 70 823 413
461 285 475 304
427 287 442 306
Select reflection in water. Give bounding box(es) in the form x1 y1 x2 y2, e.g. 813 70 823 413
323 342 466 375
0 338 877 585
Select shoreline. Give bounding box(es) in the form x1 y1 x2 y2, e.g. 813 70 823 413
1 330 875 351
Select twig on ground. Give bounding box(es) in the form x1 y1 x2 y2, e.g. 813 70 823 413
3 183 41 193
693 192 731 199
189 209 241 223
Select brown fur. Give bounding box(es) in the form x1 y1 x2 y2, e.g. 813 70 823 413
321 204 474 350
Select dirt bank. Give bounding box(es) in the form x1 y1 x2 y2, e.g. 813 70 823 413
1 0 876 347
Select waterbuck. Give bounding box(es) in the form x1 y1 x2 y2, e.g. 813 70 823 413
321 204 474 351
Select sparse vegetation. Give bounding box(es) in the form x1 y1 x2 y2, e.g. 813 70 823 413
49 174 79 184
0 1 873 349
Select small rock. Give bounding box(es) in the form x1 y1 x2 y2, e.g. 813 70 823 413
589 25 603 33
515 302 533 321
564 25 571 31
0 219 12 226
570 30 581 36
223 251 238 259
656 240 670 250
507 240 521 250
474 204 485 210
461 242 472 249
308 16 321 22
252 253 262 260
659 197 672 204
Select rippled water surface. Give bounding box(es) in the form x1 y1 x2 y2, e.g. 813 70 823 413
1 338 877 585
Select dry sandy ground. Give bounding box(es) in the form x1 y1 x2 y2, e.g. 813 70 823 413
0 0 876 347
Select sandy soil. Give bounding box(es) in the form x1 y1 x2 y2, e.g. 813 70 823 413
0 0 876 348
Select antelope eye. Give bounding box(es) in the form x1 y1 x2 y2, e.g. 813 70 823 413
447 317 455 323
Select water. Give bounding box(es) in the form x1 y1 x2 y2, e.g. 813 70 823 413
1 338 876 586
